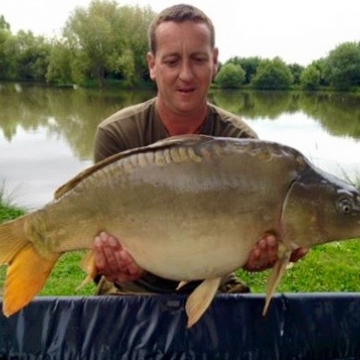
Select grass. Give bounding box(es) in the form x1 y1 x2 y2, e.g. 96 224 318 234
38 251 95 296
236 240 360 293
1 192 360 297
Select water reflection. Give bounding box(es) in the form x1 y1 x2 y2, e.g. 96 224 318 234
0 83 359 209
211 90 360 139
0 82 155 159
248 113 360 183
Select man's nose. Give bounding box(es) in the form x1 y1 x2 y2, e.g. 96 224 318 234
179 61 193 81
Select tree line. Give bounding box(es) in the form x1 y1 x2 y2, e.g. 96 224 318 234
1 1 360 90
0 1 155 87
216 43 360 91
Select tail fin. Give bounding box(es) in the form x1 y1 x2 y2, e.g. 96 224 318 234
0 215 59 317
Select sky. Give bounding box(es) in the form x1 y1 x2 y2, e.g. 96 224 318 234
1 0 359 66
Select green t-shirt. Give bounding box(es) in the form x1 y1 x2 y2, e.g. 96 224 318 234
94 97 258 162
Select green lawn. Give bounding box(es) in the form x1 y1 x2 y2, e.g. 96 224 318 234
236 240 360 293
1 199 360 297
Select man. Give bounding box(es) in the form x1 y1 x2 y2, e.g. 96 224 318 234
92 4 307 295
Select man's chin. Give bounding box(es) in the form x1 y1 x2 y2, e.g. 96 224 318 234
173 98 204 113
173 104 199 115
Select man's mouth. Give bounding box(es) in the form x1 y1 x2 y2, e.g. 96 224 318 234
178 88 195 93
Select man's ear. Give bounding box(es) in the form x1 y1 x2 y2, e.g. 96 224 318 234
212 47 219 78
147 52 156 80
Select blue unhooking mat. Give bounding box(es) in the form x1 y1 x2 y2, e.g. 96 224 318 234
1 293 360 359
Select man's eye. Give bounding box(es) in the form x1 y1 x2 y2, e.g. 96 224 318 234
165 59 178 66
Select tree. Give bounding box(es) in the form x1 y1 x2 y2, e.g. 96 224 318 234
62 0 119 86
46 38 74 84
215 63 246 88
0 30 11 78
116 5 155 82
11 30 51 81
300 64 321 90
227 56 260 84
62 0 155 86
251 57 294 90
311 58 329 86
323 42 360 90
0 15 10 31
0 15 12 79
288 63 304 86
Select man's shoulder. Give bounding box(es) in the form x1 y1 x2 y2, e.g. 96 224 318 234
99 98 156 130
208 103 243 124
207 103 258 138
94 98 158 159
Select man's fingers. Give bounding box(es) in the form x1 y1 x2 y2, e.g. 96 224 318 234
93 231 144 283
243 230 310 273
251 235 277 270
264 234 278 264
243 240 272 272
114 250 144 280
93 235 107 270
99 235 122 274
290 247 309 262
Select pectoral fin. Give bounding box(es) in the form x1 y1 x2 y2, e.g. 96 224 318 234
176 281 188 290
77 250 98 290
263 244 292 316
185 277 221 328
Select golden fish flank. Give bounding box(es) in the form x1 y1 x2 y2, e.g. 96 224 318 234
0 134 360 328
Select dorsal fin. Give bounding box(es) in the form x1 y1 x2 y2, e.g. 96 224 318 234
54 134 210 200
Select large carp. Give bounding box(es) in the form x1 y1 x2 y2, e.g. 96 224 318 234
0 134 360 327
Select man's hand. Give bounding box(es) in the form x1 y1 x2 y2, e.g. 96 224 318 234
243 233 309 272
93 232 144 284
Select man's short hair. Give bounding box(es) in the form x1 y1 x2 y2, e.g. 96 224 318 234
148 4 215 54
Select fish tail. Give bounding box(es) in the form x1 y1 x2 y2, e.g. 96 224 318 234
0 214 59 317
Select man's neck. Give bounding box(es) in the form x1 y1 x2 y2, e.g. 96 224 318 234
156 100 207 136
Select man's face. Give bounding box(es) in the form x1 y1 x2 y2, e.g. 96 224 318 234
147 20 218 116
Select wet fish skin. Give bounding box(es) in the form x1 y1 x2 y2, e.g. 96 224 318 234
0 134 360 327
262 162 360 314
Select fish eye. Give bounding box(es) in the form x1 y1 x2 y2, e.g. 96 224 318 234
337 197 353 215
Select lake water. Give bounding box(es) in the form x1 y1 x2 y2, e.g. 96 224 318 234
1 83 360 209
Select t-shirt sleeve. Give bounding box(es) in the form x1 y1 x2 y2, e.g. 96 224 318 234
208 104 259 140
93 101 154 163
93 126 128 163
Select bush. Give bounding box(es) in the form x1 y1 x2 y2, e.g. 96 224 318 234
300 65 321 90
251 57 293 90
215 63 246 89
